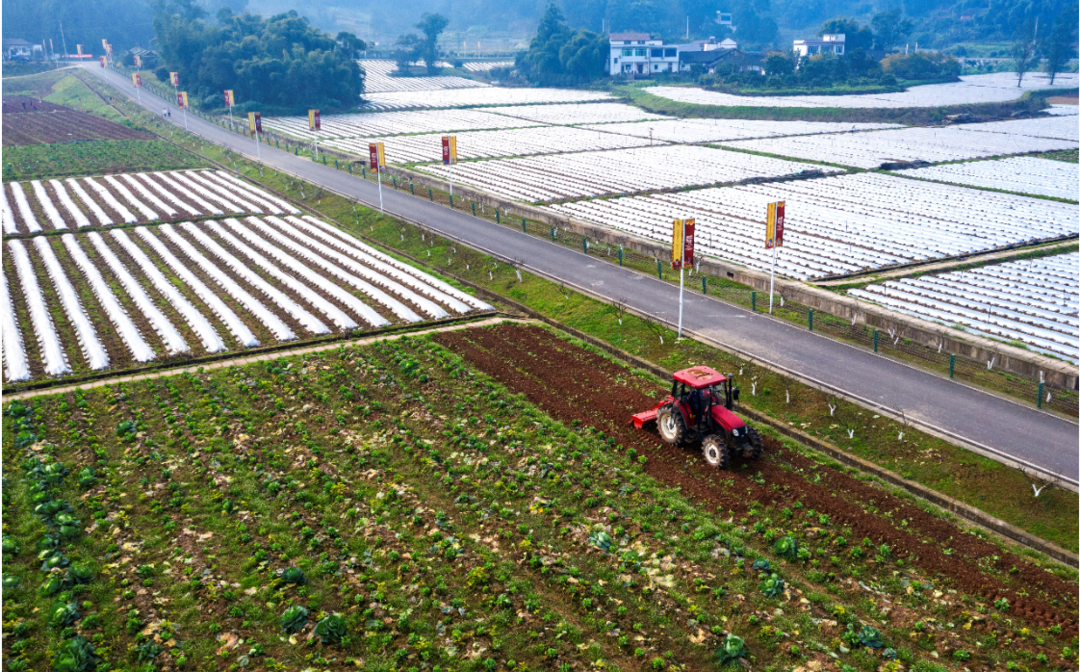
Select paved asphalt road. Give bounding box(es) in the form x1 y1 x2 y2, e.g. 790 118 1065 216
87 65 1079 484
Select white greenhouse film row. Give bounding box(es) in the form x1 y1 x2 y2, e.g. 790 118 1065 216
850 253 1079 362
894 157 1080 200
327 125 654 164
361 60 488 94
547 173 1079 280
357 87 612 111
2 170 299 234
420 145 837 202
479 103 667 125
261 109 536 141
720 124 1077 169
578 119 902 144
646 73 1079 109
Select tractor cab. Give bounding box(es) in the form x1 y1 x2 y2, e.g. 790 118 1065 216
670 367 739 414
632 366 761 470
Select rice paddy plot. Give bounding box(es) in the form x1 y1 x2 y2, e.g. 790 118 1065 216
360 60 489 94
1 216 491 382
579 118 902 143
260 109 536 141
418 145 836 202
357 88 612 111
850 252 1079 363
545 173 1079 280
722 125 1077 169
326 125 654 164
479 102 668 125
894 157 1080 200
645 72 1080 109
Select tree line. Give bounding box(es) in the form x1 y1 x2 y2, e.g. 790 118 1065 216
150 0 366 113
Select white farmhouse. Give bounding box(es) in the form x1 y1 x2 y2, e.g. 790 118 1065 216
608 32 679 76
793 33 846 58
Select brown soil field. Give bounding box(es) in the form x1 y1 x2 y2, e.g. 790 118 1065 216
2 105 151 146
435 324 1078 634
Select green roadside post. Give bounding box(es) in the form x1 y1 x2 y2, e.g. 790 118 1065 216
495 210 500 224
949 354 956 378
808 309 814 331
751 291 756 312
449 194 454 208
521 218 526 233
550 226 555 242
347 163 352 174
582 237 588 254
702 276 707 294
873 329 879 352
429 188 433 201
362 166 366 178
335 159 339 169
392 176 397 188
295 147 299 156
1037 382 1044 408
656 259 662 279
472 202 476 216
410 183 415 195
322 155 326 164
618 248 623 266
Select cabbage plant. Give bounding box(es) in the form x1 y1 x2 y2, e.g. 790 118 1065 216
314 613 346 644
713 634 747 666
280 567 306 585
281 605 309 633
3 534 20 556
760 573 785 597
48 602 80 629
859 625 884 649
773 536 798 559
52 636 98 672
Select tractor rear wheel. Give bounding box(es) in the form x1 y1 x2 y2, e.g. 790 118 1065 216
657 404 690 446
702 434 730 469
745 427 763 460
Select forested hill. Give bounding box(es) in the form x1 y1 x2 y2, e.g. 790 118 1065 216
230 0 1078 51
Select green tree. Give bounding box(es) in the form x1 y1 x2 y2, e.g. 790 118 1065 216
152 6 363 112
394 34 423 73
871 9 914 51
336 32 366 60
764 52 793 76
517 3 605 85
1011 19 1039 87
1043 10 1078 84
415 13 449 75
818 17 873 52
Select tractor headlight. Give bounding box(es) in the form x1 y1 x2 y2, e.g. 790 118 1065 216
731 428 740 436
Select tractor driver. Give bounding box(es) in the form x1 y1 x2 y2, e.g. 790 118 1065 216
687 386 707 428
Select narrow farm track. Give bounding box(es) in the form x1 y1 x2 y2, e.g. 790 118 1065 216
82 63 1079 486
435 324 1077 633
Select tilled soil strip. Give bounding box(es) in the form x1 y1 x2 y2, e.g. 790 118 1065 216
435 324 1075 632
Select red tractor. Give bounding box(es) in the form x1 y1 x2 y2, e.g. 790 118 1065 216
632 366 762 469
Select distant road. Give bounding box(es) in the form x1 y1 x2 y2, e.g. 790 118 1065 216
82 64 1080 486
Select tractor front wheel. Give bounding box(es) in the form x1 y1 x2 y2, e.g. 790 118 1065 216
702 434 730 469
745 427 763 460
657 404 690 446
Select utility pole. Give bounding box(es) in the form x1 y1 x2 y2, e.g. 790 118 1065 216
59 21 69 61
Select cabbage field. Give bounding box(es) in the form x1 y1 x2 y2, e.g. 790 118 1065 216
2 323 1076 672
